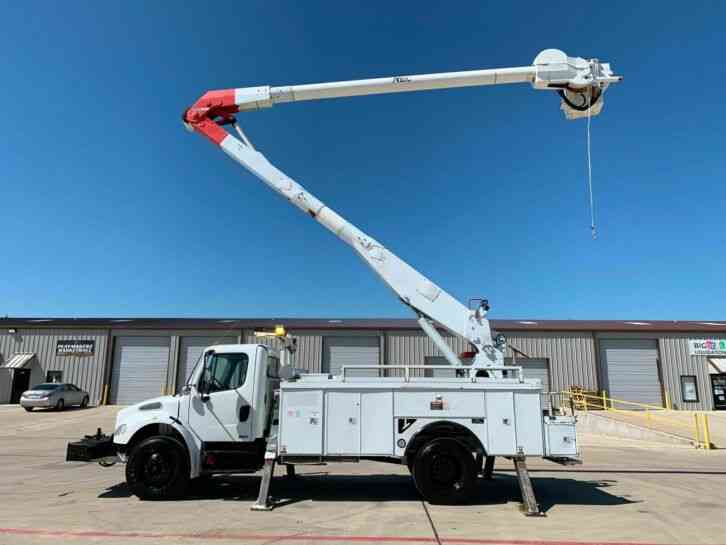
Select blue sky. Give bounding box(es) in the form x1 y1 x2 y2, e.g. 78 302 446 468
1 2 724 320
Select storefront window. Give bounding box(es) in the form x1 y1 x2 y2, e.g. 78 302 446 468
680 375 699 402
46 370 63 383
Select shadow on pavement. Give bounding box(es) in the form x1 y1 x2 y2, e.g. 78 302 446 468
99 472 635 513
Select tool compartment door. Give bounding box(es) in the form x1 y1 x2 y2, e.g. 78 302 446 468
361 391 393 455
325 391 361 455
485 391 516 455
514 391 544 455
279 390 323 455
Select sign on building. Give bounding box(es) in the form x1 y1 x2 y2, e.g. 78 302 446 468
688 339 726 356
56 340 95 356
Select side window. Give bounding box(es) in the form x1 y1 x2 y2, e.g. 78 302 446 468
267 356 280 378
202 353 249 394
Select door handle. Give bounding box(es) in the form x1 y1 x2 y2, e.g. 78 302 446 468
239 405 250 422
349 417 357 425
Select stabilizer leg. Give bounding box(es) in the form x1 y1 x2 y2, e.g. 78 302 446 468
251 454 276 511
483 456 495 480
513 456 544 517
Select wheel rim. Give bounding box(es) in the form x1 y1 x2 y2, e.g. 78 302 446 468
142 450 173 487
430 453 462 488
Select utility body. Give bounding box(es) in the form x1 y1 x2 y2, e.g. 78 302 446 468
67 49 621 512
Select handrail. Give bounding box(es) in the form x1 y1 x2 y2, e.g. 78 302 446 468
560 390 714 450
563 390 667 411
340 365 524 382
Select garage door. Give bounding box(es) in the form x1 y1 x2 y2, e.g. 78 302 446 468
177 336 238 392
110 337 170 405
600 339 662 407
518 358 550 392
323 336 380 377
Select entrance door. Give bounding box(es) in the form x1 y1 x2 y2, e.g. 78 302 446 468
188 350 255 442
711 374 726 410
10 369 31 404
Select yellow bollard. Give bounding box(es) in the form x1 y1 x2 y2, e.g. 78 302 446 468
102 384 109 406
702 414 712 450
665 391 672 410
601 390 608 410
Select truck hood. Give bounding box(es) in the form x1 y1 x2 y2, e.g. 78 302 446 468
115 395 180 433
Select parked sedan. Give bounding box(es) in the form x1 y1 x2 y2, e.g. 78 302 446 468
20 383 90 411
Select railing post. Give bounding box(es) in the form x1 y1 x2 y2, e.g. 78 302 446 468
702 414 712 450
694 413 702 447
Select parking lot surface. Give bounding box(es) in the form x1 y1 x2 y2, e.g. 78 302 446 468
0 405 724 545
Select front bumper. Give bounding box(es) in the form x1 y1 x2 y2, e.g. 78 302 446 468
20 398 53 408
66 432 116 462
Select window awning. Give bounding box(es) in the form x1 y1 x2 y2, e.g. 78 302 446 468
2 353 36 369
708 357 726 374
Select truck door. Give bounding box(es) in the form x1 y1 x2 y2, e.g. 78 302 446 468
187 350 255 442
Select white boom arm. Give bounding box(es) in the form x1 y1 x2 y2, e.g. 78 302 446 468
183 49 621 369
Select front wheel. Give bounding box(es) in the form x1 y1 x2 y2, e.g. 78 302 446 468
126 436 189 500
55 399 65 411
412 438 477 505
23 407 33 412
80 396 89 409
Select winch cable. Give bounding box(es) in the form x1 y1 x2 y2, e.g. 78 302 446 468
586 85 597 240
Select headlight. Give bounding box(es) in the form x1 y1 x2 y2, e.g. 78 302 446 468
114 424 127 436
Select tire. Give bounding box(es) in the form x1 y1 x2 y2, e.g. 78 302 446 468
125 436 190 500
23 407 33 412
412 438 477 505
80 396 89 409
55 399 65 411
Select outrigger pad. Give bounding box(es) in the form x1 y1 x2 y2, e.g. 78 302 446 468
66 430 115 462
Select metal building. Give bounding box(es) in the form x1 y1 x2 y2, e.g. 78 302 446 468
1 318 725 410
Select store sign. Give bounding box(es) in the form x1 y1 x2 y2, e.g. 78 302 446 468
688 339 726 356
56 340 95 356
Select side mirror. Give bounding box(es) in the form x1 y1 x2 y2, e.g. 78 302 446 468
197 379 210 400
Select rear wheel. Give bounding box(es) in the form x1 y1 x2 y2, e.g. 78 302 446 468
412 438 477 505
55 399 65 411
23 407 33 412
80 396 89 409
126 436 190 500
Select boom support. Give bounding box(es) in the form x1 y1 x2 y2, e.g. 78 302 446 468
183 49 621 369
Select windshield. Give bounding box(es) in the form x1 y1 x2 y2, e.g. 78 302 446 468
31 384 62 391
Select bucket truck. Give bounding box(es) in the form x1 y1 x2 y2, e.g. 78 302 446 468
67 49 621 514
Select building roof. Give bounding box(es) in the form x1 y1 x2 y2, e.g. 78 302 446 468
2 353 36 369
1 317 726 333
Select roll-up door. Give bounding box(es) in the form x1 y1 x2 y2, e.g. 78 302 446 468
110 336 170 404
519 359 550 392
600 339 662 407
323 336 380 377
177 336 238 392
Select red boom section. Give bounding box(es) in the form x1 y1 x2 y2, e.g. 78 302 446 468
183 89 238 145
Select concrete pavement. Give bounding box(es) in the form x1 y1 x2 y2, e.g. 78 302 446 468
0 405 724 545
